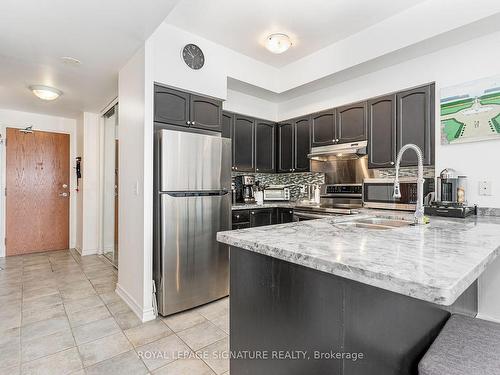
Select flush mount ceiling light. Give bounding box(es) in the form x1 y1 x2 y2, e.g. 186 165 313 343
29 85 62 101
265 33 292 54
60 56 82 65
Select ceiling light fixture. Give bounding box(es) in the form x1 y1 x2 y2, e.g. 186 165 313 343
61 56 82 65
265 33 292 54
29 85 62 101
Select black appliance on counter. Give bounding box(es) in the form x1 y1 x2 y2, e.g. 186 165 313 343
234 175 255 204
424 202 477 218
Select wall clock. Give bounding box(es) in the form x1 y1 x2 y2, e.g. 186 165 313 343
182 44 205 70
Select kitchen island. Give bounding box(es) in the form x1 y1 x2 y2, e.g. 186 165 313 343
217 211 500 375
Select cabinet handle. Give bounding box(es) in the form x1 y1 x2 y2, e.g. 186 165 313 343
186 121 191 125
289 169 292 172
235 215 240 218
336 139 339 142
235 167 238 170
192 121 196 125
251 211 255 215
289 210 293 214
256 168 259 171
390 162 395 165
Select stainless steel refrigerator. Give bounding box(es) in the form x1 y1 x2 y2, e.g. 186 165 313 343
153 128 231 316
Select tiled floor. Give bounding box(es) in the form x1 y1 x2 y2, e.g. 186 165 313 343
0 249 229 375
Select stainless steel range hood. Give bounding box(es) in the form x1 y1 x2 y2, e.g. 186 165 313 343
308 140 367 161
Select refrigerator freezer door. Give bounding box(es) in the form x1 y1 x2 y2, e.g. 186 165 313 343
159 129 231 192
157 191 230 315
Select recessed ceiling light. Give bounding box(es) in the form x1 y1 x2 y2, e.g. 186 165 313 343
29 85 62 101
61 56 82 65
265 33 292 54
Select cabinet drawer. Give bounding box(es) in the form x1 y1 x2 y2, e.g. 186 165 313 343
232 210 250 224
232 222 250 230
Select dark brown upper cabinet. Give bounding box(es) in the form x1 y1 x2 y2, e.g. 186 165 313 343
255 120 276 173
221 111 233 139
232 115 255 172
396 84 434 167
190 95 222 132
294 116 311 172
154 84 222 131
154 86 190 127
336 101 367 144
311 110 336 147
368 95 397 169
277 121 294 173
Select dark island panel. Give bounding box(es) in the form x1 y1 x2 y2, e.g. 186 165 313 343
230 247 477 375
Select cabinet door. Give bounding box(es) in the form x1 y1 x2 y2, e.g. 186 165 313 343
154 85 190 127
255 120 276 173
250 209 274 227
277 122 294 173
336 102 367 144
190 95 222 132
368 95 396 169
278 208 294 224
232 115 255 172
294 117 311 172
221 111 233 139
311 110 336 147
396 84 434 167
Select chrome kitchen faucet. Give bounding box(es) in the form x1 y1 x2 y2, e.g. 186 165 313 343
393 144 425 225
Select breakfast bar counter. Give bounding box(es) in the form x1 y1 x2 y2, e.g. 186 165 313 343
217 212 500 375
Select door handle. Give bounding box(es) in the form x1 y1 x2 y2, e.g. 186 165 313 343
59 192 69 197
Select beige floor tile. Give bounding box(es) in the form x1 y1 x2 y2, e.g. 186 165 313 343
124 319 172 347
98 291 121 305
163 309 207 333
77 331 132 367
21 316 70 341
198 337 229 374
67 305 111 327
106 299 131 316
84 350 148 375
21 347 82 375
63 294 104 314
137 334 191 371
22 304 66 326
177 321 227 351
153 358 216 375
61 287 97 302
21 329 75 363
22 286 59 301
113 310 142 330
0 326 20 345
210 312 229 334
195 298 229 321
22 293 62 311
0 340 20 369
72 317 121 345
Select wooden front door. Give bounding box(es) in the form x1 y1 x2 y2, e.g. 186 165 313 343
6 128 70 256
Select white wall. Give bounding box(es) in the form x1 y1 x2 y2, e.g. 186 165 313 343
117 45 156 321
224 89 277 121
75 112 101 255
0 108 77 257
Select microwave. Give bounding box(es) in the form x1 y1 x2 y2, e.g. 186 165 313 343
363 178 434 211
263 185 290 201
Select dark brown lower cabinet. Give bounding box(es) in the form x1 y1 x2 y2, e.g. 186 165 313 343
232 208 294 229
277 208 294 224
249 209 274 227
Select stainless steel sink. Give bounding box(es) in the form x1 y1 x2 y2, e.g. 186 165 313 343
338 217 416 230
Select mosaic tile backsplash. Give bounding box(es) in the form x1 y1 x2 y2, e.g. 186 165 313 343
232 172 325 201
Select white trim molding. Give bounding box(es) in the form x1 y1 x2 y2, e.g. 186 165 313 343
115 283 156 322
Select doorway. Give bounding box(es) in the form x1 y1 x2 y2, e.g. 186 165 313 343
102 105 119 266
5 128 70 256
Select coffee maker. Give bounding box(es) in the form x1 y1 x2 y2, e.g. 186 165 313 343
234 175 255 204
425 168 476 218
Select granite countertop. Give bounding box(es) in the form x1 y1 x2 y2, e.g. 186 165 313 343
217 210 500 306
232 202 295 210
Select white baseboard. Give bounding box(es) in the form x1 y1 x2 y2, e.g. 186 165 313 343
115 283 156 323
476 313 500 324
80 248 99 256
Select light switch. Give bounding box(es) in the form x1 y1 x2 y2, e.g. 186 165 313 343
479 181 492 196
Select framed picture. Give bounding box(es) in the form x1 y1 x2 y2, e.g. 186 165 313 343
440 75 500 145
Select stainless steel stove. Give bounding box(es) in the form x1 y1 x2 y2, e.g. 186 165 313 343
293 184 363 221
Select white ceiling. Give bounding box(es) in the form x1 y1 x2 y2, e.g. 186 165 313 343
0 0 180 119
166 0 427 67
